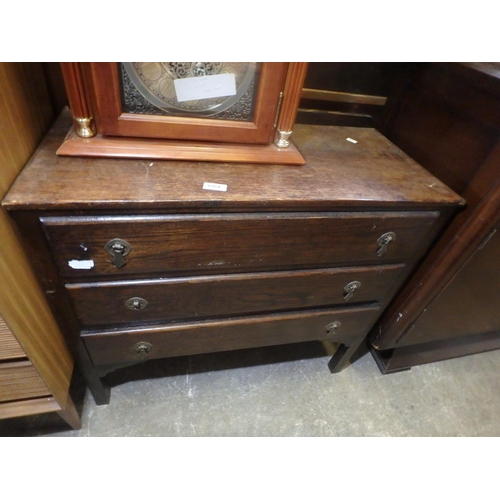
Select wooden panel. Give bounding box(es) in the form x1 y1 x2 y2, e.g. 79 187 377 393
0 63 75 406
301 89 387 106
0 361 50 402
297 63 402 128
371 330 500 374
2 111 464 212
398 223 500 346
0 315 25 361
379 63 500 196
67 264 404 326
372 63 500 358
0 63 54 195
41 212 439 278
41 63 68 115
56 128 306 165
0 202 74 406
303 63 403 97
83 304 380 365
0 397 61 420
385 84 498 194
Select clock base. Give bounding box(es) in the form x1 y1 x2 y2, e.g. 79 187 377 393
57 127 306 165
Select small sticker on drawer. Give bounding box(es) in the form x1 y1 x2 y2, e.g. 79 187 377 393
203 182 227 192
346 137 358 144
68 259 95 270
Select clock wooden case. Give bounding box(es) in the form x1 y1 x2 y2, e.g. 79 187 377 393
57 62 308 165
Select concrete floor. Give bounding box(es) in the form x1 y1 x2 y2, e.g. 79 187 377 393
2 341 500 436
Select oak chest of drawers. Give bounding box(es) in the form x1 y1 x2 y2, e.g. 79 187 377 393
2 111 463 405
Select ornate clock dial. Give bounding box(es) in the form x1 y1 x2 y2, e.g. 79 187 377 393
121 62 259 120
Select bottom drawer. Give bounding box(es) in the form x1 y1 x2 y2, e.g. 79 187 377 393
0 361 51 402
82 304 380 365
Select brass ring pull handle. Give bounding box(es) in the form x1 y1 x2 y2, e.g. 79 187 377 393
126 297 148 311
376 232 396 257
105 238 131 268
325 321 341 336
343 281 361 301
134 341 153 360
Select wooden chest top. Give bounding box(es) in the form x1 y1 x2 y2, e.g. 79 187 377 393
2 110 463 212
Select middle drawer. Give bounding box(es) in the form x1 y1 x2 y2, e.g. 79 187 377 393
66 264 404 326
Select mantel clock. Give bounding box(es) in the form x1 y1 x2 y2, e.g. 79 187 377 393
58 62 309 165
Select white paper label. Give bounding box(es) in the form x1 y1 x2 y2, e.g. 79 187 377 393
174 74 236 102
203 182 227 192
346 137 358 144
68 259 95 270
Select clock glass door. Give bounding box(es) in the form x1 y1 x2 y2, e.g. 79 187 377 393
88 62 288 144
121 62 259 121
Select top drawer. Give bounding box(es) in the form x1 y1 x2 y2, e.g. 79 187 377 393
41 211 440 278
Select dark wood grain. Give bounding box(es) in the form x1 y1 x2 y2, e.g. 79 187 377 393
371 330 500 374
2 107 464 403
66 264 404 326
41 212 439 278
3 110 463 212
397 221 500 346
372 63 500 366
82 305 380 365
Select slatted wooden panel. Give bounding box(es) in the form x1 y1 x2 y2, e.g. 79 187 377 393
0 397 61 420
0 361 50 402
0 63 74 405
0 315 25 361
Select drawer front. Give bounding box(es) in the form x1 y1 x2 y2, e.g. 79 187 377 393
82 304 380 365
0 361 51 402
67 264 404 326
41 212 439 278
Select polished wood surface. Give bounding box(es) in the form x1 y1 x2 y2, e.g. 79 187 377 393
3 110 463 404
5 111 462 211
41 211 439 278
0 63 80 428
60 63 94 129
56 128 306 165
67 265 404 326
83 305 380 365
275 62 309 134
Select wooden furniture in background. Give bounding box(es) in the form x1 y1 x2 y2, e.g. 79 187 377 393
370 62 500 372
297 63 405 127
0 63 80 429
3 110 462 405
